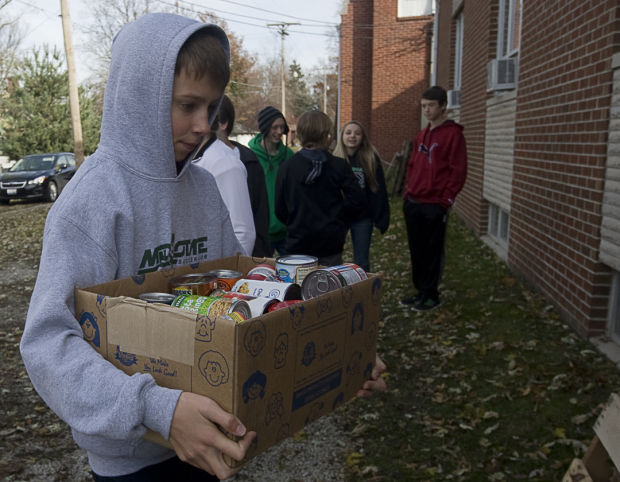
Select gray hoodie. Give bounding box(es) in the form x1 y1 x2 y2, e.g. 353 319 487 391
19 13 241 477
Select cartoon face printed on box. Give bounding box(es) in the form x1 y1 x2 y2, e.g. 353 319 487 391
351 303 364 335
198 350 229 386
371 277 382 304
244 320 266 357
289 304 305 330
265 392 284 426
346 351 363 379
96 294 106 317
340 285 353 308
79 311 100 348
195 314 216 342
301 341 316 367
315 299 331 318
242 370 267 403
274 333 288 369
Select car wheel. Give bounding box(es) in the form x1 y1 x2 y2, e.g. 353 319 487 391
46 181 58 202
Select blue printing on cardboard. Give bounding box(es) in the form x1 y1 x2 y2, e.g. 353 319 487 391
291 369 342 411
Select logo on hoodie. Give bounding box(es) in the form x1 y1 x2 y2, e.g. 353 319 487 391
138 234 208 274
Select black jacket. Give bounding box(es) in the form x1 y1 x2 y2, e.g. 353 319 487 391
349 151 390 233
232 141 271 257
275 149 365 258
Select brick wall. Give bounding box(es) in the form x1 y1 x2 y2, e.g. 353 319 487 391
451 0 494 234
369 1 432 161
339 0 431 164
340 0 374 132
508 0 618 336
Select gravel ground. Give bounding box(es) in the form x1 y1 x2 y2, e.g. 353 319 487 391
0 201 353 482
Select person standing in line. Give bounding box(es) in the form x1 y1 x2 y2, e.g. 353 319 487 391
275 110 365 267
333 120 390 272
248 106 294 256
214 95 271 257
193 117 256 256
401 85 467 311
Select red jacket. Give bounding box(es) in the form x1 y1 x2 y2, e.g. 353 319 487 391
404 120 467 209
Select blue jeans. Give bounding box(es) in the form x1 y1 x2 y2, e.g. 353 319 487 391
350 218 373 272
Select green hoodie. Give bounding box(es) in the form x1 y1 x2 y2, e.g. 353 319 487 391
249 133 294 242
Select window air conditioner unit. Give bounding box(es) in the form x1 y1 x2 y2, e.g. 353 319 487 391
447 89 461 109
487 58 518 91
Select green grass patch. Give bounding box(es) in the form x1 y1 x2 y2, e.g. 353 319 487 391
340 198 620 481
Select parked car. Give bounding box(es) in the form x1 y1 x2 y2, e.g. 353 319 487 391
0 152 76 204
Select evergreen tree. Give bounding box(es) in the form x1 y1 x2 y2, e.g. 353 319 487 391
287 60 315 119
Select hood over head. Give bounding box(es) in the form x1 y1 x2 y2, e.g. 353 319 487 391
97 13 230 179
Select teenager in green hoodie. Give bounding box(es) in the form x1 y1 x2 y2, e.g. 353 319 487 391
248 106 294 256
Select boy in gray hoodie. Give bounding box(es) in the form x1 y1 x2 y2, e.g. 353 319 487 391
19 13 255 481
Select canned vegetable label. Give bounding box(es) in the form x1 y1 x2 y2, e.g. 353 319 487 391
230 279 302 301
169 273 217 296
171 295 250 321
275 255 318 284
206 270 243 291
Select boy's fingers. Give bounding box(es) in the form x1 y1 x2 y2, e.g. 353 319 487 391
199 396 247 436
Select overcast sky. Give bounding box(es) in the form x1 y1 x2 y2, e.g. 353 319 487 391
5 0 344 82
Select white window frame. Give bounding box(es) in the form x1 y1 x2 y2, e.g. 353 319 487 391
454 11 464 90
488 203 510 248
497 0 522 59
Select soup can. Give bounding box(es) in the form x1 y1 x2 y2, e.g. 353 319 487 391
206 269 244 291
230 278 302 301
211 290 278 318
246 264 278 281
171 295 251 321
275 255 318 284
266 299 303 313
301 263 368 300
138 292 177 305
169 273 218 296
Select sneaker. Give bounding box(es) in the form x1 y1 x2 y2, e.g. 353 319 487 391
400 294 422 305
412 297 441 312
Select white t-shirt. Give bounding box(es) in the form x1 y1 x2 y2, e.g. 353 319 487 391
193 139 256 255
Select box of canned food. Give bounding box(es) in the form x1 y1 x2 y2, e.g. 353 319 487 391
74 255 383 467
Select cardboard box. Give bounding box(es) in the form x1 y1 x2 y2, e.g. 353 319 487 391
74 255 382 465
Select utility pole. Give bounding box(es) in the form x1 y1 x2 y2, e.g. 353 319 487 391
60 0 84 167
267 22 299 119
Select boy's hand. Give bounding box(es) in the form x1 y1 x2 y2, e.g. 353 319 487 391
169 392 256 479
357 355 387 398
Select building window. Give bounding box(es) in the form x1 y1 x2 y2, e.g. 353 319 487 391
398 0 433 18
488 203 510 246
454 11 464 90
498 0 521 58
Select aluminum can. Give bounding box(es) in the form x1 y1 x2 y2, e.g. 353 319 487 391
301 263 368 300
266 299 303 313
171 295 251 321
211 290 278 318
230 278 302 301
169 273 217 296
138 292 177 305
246 264 278 281
275 255 318 284
206 269 244 291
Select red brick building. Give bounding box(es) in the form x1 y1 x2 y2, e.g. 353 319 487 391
339 0 620 338
339 0 433 161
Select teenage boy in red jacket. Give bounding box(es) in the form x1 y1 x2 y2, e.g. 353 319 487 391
401 85 467 311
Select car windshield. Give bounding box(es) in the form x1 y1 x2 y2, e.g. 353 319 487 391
10 155 56 172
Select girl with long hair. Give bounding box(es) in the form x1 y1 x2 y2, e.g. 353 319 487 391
333 121 390 272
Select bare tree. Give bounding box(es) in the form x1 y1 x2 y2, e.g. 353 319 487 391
0 0 24 91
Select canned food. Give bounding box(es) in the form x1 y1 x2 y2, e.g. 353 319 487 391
246 264 278 281
171 295 251 321
276 255 318 284
138 292 177 305
266 299 303 313
301 263 368 300
230 278 302 301
169 273 218 296
206 269 244 291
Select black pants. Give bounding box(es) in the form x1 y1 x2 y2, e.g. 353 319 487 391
92 456 219 482
403 199 448 301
